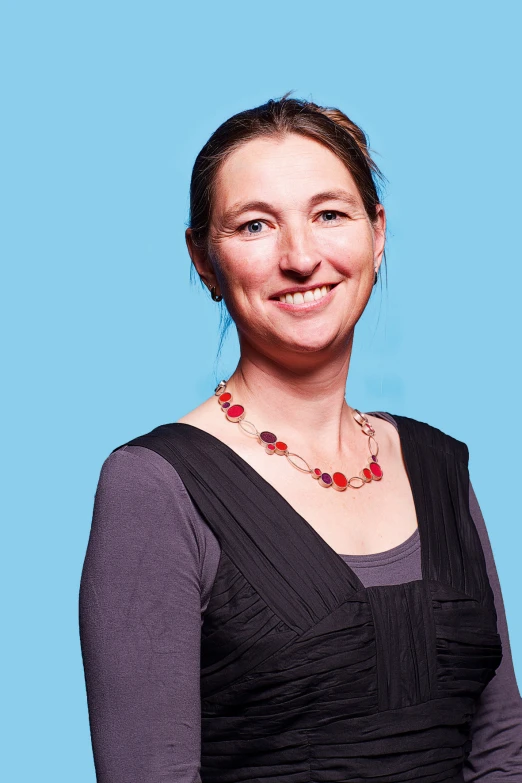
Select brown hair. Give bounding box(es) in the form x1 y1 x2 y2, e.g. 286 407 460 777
188 95 386 251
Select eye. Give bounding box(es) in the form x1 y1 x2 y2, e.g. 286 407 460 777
320 210 342 223
240 220 267 235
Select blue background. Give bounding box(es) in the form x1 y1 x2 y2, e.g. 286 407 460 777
2 1 520 779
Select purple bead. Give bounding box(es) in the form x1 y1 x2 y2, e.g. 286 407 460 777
372 455 378 461
260 431 277 444
321 473 332 484
222 402 230 409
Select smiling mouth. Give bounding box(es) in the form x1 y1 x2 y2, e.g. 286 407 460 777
271 284 337 305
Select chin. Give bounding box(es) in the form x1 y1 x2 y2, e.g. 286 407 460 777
273 329 343 356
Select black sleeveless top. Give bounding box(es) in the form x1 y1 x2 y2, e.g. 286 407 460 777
113 414 503 783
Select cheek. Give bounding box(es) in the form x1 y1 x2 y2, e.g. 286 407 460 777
318 227 373 271
218 241 278 294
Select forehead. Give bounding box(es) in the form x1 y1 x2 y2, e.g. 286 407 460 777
213 133 360 209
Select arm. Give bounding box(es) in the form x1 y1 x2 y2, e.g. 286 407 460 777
463 480 522 781
79 445 212 783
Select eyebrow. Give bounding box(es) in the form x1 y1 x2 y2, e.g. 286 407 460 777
221 190 361 225
221 201 275 225
308 190 361 209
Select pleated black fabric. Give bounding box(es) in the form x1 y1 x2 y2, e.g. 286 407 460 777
112 414 503 783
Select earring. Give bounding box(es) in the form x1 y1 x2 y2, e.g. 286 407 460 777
210 285 223 302
373 270 378 286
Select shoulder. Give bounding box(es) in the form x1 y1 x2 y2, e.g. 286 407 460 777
367 410 469 464
92 440 221 606
101 441 189 500
95 441 209 554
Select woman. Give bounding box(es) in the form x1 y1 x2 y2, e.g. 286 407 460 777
79 97 522 782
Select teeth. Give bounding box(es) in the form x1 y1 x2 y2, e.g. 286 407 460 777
278 285 331 304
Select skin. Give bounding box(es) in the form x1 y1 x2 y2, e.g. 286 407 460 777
182 133 418 556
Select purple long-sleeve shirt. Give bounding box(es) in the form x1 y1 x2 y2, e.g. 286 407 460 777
79 419 522 782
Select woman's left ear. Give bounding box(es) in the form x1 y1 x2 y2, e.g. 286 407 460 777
373 204 386 274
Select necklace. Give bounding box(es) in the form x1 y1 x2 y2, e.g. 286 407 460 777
214 380 383 491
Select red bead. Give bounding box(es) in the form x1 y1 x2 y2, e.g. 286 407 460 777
362 467 372 482
332 472 348 491
226 404 245 422
312 468 321 479
218 392 232 404
275 441 288 454
265 443 276 454
370 461 383 479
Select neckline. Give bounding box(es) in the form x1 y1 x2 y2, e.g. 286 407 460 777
339 526 420 564
169 412 425 593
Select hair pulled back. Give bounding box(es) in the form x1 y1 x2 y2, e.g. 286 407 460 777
188 95 386 250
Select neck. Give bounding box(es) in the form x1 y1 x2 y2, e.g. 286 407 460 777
226 333 362 461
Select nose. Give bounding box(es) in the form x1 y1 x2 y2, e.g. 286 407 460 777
278 222 321 277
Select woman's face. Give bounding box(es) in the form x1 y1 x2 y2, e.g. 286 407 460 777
188 133 386 363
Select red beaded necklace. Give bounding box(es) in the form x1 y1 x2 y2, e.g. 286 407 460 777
214 380 383 491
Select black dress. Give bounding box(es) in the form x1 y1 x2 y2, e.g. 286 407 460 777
112 414 503 783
